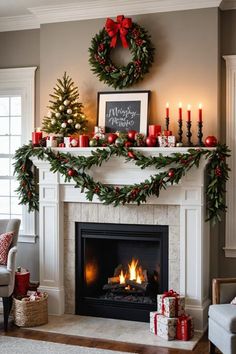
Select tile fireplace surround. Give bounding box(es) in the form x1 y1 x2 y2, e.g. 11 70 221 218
32 147 211 331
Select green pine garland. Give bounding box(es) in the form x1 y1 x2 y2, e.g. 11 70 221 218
89 22 155 89
13 144 230 223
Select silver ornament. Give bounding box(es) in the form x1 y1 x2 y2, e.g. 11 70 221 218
67 108 72 114
67 119 73 124
59 105 65 111
61 122 67 128
75 123 81 130
55 112 61 118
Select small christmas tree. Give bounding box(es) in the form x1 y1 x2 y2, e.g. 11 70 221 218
42 72 87 136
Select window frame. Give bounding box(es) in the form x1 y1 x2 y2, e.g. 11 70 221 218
0 67 37 243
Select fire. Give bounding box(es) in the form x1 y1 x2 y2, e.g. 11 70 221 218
128 258 138 281
119 258 143 285
119 270 125 284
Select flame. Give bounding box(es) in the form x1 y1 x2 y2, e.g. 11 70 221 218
128 258 138 281
119 270 125 284
136 273 142 284
85 262 98 285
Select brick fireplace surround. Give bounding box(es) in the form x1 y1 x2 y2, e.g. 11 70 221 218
32 147 211 331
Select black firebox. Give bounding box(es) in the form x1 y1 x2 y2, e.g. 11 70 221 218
75 222 168 322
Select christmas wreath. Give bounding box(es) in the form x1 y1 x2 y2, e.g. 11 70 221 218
89 15 155 89
13 144 230 223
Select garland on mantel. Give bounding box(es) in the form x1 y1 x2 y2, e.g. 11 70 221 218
13 144 230 223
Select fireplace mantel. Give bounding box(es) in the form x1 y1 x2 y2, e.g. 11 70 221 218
32 147 210 331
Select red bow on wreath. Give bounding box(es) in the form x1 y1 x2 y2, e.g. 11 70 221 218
105 15 132 48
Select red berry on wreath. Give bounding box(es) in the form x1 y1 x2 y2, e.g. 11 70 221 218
205 136 218 147
68 168 77 177
168 169 175 178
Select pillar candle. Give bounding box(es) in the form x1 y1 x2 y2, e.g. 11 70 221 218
79 134 89 147
32 131 42 145
187 105 191 122
198 103 202 123
148 125 161 137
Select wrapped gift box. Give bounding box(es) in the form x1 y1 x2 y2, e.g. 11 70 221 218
176 315 194 341
150 312 178 341
157 290 185 318
168 135 176 147
158 136 168 147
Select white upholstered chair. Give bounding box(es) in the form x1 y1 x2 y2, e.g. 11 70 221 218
0 219 20 330
209 278 236 354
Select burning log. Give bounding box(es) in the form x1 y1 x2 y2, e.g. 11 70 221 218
126 280 148 292
114 264 123 277
103 283 126 291
108 276 120 284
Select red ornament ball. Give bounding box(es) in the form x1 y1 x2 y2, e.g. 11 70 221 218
107 133 118 145
127 130 137 141
127 151 136 159
68 168 77 177
145 135 157 147
125 141 133 148
205 136 218 147
168 169 175 178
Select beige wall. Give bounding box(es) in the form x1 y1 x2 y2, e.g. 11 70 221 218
40 8 219 143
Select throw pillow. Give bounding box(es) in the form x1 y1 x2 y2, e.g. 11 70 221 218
0 232 14 265
231 297 236 305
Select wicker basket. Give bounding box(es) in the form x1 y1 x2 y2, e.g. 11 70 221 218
13 293 48 327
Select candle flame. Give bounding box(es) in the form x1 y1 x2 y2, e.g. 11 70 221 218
166 102 169 108
187 104 191 111
179 102 182 108
198 103 202 109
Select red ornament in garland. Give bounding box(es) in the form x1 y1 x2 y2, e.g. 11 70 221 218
68 168 77 177
127 130 137 141
215 167 222 177
125 141 133 148
107 133 118 144
205 136 218 147
127 151 136 159
168 169 175 178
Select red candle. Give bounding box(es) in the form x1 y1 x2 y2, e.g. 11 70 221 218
198 103 202 123
148 125 161 137
187 105 191 122
178 102 182 120
79 134 89 147
166 102 169 117
32 131 42 145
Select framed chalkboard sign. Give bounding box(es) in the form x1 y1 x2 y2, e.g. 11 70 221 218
97 91 150 134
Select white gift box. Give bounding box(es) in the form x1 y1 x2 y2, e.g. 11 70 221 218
157 293 185 318
46 136 57 148
150 312 178 340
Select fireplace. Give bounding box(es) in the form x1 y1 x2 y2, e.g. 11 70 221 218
75 222 168 322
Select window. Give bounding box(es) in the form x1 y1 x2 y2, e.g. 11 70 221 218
0 67 37 243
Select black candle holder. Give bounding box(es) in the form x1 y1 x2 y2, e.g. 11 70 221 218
165 116 169 131
197 121 204 146
186 121 193 146
178 119 183 144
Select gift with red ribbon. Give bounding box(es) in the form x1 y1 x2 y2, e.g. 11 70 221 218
176 314 194 341
157 289 185 318
150 311 178 340
105 15 132 48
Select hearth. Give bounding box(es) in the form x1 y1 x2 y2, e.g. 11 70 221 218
75 222 168 322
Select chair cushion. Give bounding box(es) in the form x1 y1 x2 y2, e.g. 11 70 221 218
0 265 11 285
209 304 236 333
0 232 13 265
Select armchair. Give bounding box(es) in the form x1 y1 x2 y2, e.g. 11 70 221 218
0 219 20 330
209 277 236 354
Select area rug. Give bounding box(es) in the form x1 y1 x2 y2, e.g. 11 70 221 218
27 314 202 350
0 336 134 354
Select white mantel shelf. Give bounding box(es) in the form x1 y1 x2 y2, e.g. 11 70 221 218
32 146 211 331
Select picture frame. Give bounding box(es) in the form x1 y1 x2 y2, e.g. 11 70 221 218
97 91 150 134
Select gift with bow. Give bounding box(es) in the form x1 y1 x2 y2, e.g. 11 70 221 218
176 314 194 341
157 289 185 318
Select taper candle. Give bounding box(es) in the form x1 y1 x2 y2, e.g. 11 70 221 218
166 102 169 117
187 104 191 122
198 103 202 123
178 102 182 120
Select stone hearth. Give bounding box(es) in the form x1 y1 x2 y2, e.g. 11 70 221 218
32 147 211 331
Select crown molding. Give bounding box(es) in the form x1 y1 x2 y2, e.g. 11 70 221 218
29 0 222 25
0 0 224 32
220 0 236 10
0 14 39 32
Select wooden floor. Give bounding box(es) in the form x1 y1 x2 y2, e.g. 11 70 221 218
0 322 220 354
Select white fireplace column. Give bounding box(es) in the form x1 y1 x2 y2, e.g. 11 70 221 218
32 147 211 330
